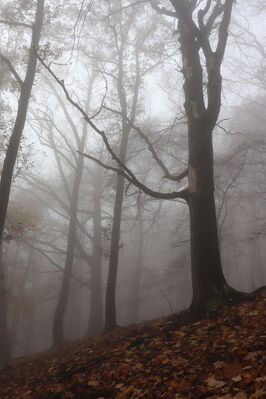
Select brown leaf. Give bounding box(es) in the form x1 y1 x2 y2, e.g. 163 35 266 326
232 375 242 382
206 376 226 389
223 362 243 379
214 361 227 369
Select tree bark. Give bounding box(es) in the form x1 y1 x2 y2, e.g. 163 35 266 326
188 178 227 313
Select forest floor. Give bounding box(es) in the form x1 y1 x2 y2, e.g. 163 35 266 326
0 289 265 399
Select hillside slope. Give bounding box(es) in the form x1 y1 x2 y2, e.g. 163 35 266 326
0 290 265 399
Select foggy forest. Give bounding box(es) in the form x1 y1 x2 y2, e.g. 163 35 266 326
0 1 265 398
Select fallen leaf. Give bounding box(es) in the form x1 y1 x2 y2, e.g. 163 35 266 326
214 361 227 369
206 376 226 389
232 375 242 382
122 385 134 394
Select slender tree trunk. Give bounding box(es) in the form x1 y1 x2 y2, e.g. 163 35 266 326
52 178 80 345
23 247 37 356
10 242 34 346
87 166 104 336
0 0 44 244
23 311 35 356
52 146 85 346
0 0 44 364
53 163 83 344
0 248 11 365
105 124 130 331
104 15 140 331
130 215 144 324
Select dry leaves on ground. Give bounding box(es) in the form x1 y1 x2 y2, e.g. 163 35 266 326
0 290 265 399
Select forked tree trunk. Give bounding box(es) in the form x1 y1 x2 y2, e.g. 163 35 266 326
172 0 236 314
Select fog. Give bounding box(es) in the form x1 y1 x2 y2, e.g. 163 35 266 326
0 0 265 364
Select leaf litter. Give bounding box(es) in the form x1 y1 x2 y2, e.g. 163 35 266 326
0 289 265 399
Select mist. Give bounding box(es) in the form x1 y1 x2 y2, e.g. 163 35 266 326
0 0 265 369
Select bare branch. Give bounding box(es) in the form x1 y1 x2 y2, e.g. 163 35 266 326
215 0 234 65
104 105 188 182
149 1 176 18
38 57 188 201
0 19 33 29
79 151 188 201
0 53 23 87
204 1 223 36
107 0 149 18
22 239 91 289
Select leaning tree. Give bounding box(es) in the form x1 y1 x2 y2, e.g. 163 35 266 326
0 0 44 363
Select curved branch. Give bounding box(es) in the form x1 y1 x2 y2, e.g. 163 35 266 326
150 1 176 17
79 151 188 201
104 105 188 182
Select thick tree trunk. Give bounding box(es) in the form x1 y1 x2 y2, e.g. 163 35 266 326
189 191 227 313
170 0 236 315
188 125 228 315
0 0 44 364
87 167 104 336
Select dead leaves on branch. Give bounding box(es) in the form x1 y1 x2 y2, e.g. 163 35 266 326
0 290 265 399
